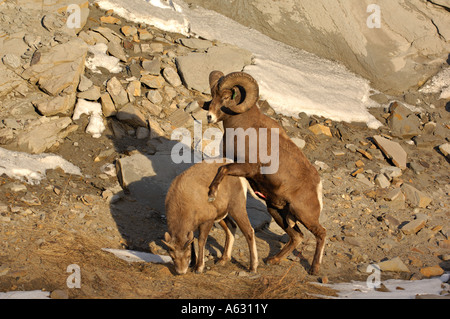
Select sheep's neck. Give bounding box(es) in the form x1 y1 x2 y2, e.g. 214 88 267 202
223 104 260 130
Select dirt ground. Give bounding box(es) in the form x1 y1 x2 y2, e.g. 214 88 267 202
2 114 445 299
0 118 341 299
0 3 448 300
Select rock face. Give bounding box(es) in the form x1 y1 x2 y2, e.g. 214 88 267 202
378 257 410 273
0 65 27 97
187 0 450 94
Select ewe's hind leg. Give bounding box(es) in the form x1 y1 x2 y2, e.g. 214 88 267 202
217 217 236 266
195 221 214 274
265 206 304 265
229 208 259 273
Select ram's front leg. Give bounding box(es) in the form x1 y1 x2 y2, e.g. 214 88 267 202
208 163 259 202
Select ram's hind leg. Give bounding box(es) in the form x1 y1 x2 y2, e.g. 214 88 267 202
265 205 304 265
290 201 326 275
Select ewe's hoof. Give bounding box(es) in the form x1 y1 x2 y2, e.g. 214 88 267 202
194 268 204 274
309 267 320 276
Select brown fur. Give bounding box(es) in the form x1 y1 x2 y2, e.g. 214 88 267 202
206 71 326 275
164 161 258 275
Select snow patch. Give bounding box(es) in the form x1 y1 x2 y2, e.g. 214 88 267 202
73 99 105 138
85 43 122 74
97 0 189 35
102 248 172 264
316 273 450 299
0 290 50 299
0 147 82 185
419 67 450 100
97 0 382 128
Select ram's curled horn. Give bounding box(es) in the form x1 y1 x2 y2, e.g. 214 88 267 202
218 72 259 114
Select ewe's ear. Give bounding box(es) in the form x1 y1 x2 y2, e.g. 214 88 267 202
162 232 175 250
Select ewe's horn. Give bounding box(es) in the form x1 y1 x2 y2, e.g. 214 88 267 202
218 72 259 114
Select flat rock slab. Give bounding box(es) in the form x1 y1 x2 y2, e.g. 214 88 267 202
102 248 172 264
401 183 433 208
116 148 192 213
14 117 74 154
21 38 88 96
373 135 407 169
0 64 28 98
176 45 252 94
116 144 271 229
378 257 410 273
180 38 213 50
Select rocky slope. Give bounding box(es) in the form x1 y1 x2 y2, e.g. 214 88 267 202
0 0 449 298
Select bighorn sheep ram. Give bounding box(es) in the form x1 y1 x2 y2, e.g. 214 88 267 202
163 161 258 275
205 71 326 275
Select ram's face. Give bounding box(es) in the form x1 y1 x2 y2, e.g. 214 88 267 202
206 86 238 124
204 71 259 124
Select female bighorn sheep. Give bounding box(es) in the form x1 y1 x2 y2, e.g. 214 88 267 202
205 71 326 275
163 161 258 275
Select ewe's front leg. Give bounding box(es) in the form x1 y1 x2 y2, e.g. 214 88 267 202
208 163 259 202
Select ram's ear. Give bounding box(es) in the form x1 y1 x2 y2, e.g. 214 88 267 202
230 87 242 103
198 99 211 111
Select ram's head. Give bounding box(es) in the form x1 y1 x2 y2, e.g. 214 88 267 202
205 71 259 124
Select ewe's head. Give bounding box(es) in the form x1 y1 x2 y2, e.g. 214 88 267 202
163 231 194 275
206 71 259 124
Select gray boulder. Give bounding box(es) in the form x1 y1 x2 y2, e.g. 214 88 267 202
176 45 253 93
21 38 88 97
387 102 421 139
14 117 74 154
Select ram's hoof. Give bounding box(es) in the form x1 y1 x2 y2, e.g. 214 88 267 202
208 196 216 202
